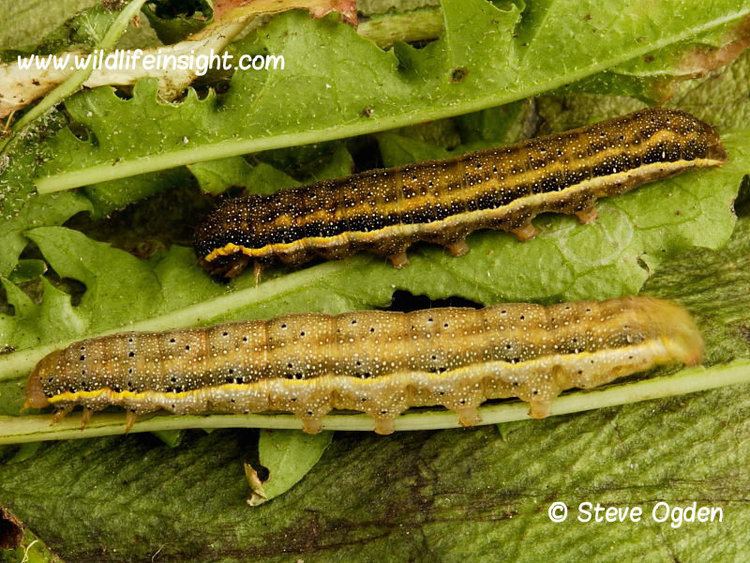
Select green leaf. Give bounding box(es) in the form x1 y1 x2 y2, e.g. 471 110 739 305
2 209 749 555
0 0 97 51
142 0 214 44
245 430 333 506
187 142 353 195
188 158 294 196
1 0 149 153
25 227 162 334
676 45 750 131
15 0 747 200
357 7 444 48
610 20 747 78
84 167 194 218
7 261 47 285
0 193 92 278
537 48 750 134
0 3 749 558
5 442 43 464
34 5 124 53
1 277 87 356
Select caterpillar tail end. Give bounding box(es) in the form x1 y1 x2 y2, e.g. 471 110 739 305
705 126 728 165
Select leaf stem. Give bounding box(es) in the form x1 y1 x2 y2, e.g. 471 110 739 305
1 360 747 445
352 8 445 48
33 8 750 193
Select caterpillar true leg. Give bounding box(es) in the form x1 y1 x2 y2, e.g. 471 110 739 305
125 411 138 433
80 407 94 429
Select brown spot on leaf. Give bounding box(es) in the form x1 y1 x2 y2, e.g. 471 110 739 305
450 67 469 83
0 507 23 550
678 14 750 77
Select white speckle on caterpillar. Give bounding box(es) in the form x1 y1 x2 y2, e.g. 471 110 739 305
196 108 726 278
25 297 703 434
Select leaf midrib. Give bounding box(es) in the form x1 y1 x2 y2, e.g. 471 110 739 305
35 8 750 194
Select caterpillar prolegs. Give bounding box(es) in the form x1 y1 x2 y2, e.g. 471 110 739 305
25 297 703 435
195 108 726 279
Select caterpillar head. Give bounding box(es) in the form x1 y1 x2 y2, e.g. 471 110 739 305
636 297 704 366
23 353 55 410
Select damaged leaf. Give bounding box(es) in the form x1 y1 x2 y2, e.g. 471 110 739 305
142 0 215 43
245 430 333 506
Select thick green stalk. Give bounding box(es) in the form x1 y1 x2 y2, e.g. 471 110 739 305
1 360 748 444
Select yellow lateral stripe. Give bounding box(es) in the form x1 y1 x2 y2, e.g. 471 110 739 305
46 343 668 406
261 129 705 231
203 158 719 262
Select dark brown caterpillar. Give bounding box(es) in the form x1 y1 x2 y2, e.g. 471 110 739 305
195 108 726 278
25 297 703 434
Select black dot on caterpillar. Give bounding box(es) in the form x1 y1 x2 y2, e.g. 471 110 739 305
195 108 725 281
24 297 703 435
